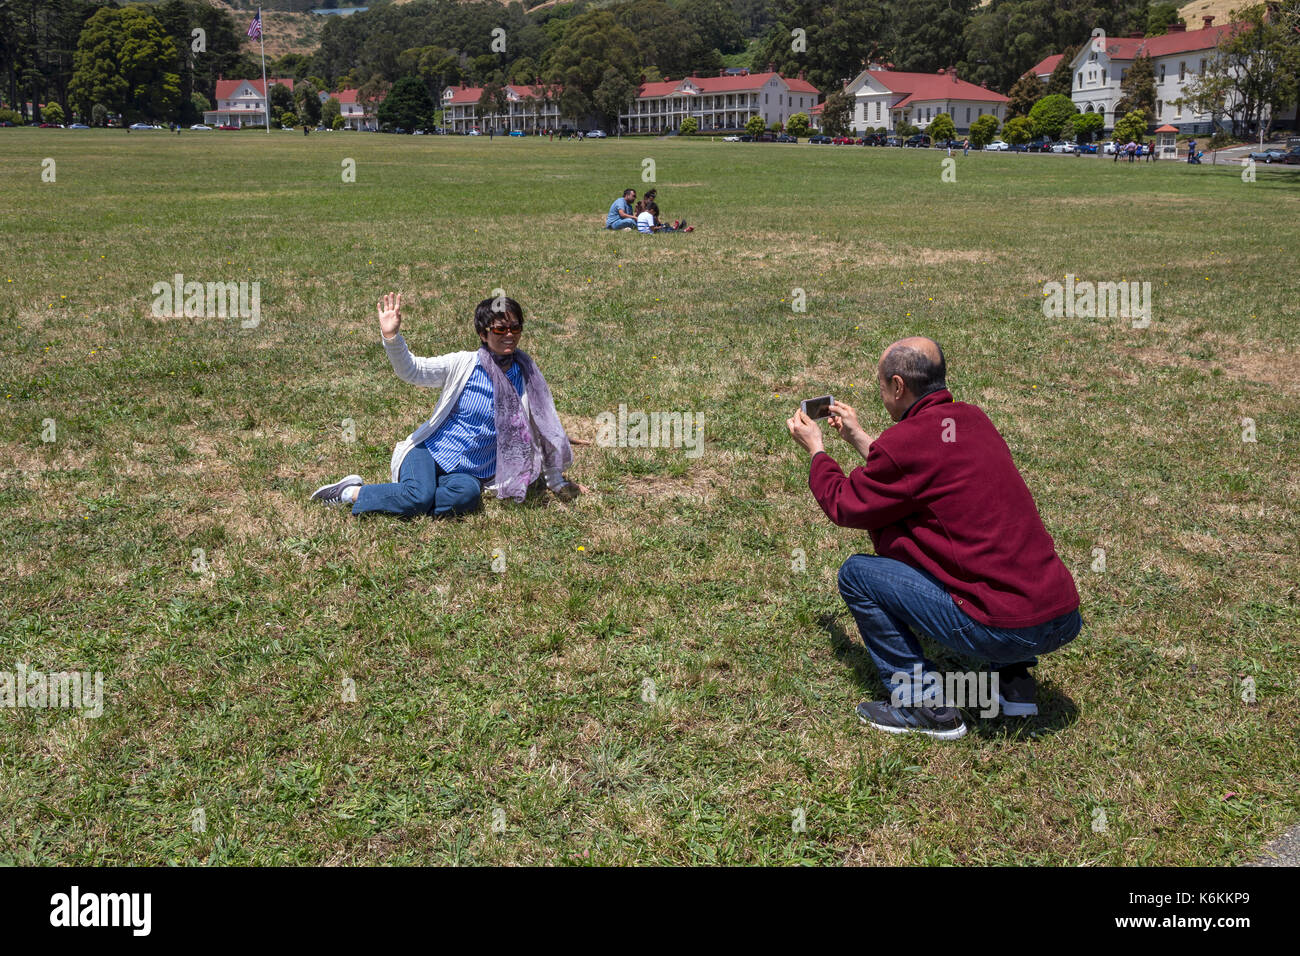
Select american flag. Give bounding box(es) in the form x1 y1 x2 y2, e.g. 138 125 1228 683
247 14 261 39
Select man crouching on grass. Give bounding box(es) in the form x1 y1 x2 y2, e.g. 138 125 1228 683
786 337 1081 740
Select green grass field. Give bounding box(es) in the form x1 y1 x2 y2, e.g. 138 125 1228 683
1 129 1297 865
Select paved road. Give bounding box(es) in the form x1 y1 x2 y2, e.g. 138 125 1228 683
1246 824 1300 867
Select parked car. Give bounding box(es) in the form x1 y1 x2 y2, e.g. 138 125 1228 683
722 134 740 142
585 129 606 138
1279 147 1300 164
1027 139 1052 152
1050 141 1077 153
809 134 831 144
1008 142 1029 152
467 129 480 135
983 140 1010 151
67 123 90 129
1248 147 1289 163
128 122 154 130
189 123 211 131
1077 142 1098 154
904 133 931 147
859 133 886 146
831 135 854 144
884 135 902 146
776 133 797 143
218 124 240 130
738 133 754 142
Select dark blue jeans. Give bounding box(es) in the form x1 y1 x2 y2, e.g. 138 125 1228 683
838 554 1081 706
352 449 482 518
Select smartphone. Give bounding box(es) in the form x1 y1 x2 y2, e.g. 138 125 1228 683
801 395 833 420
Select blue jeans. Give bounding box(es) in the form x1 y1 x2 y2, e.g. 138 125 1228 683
606 219 636 230
837 555 1081 706
352 449 482 518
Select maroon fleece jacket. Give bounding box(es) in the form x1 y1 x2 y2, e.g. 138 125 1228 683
809 389 1079 628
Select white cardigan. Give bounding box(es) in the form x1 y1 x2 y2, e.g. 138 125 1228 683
381 333 562 489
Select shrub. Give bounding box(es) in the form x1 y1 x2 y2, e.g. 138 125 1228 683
0 108 24 125
785 112 810 138
928 113 956 143
969 114 999 147
679 116 698 135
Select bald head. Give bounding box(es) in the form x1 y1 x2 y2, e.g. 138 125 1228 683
876 337 947 421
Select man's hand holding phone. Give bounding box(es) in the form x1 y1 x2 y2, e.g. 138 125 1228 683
828 400 874 460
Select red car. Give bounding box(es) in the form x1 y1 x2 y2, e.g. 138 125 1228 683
218 124 240 130
832 135 855 145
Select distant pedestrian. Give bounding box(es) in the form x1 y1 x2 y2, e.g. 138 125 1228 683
962 139 969 156
1126 140 1137 162
1112 139 1120 162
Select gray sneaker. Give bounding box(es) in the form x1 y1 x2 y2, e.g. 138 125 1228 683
310 474 362 506
996 664 1039 716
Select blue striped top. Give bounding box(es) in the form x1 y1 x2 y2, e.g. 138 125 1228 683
422 360 525 479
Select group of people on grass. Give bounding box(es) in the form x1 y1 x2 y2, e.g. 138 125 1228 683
310 292 1079 741
604 187 694 233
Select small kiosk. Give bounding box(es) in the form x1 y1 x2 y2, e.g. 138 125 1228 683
1155 124 1179 160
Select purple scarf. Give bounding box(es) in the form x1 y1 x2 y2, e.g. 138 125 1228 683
478 347 573 502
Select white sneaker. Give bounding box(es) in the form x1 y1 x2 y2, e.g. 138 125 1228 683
310 475 362 506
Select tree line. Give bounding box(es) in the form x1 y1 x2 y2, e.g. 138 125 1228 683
3 0 1297 133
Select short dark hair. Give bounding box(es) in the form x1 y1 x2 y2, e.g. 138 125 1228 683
880 342 947 397
623 187 636 199
474 295 524 338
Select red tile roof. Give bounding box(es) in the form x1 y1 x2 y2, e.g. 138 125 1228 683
442 83 552 105
636 72 819 98
1030 54 1063 77
1093 22 1241 61
864 70 1008 108
214 78 293 100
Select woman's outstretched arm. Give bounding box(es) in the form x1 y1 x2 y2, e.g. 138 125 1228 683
376 291 453 388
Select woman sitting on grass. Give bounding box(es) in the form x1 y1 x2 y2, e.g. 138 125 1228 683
311 292 583 516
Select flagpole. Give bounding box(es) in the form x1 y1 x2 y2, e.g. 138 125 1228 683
258 7 269 133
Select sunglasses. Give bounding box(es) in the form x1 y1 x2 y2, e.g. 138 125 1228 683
487 322 523 335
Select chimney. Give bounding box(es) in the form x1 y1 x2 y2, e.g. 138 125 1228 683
1169 22 1185 32
767 61 775 73
797 71 805 81
719 68 725 77
1202 15 1215 28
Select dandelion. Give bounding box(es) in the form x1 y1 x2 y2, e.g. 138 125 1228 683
577 545 585 551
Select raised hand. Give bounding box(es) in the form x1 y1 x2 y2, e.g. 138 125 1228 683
829 400 874 459
377 292 402 340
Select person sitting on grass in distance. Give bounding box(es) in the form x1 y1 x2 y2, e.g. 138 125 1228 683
311 292 584 516
605 188 638 230
785 337 1081 740
637 202 692 234
641 190 693 232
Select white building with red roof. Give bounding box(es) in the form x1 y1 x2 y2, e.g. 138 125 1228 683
1029 54 1064 83
203 78 294 128
844 67 1009 134
1070 17 1245 131
1071 16 1294 132
441 83 561 134
335 89 377 131
620 71 820 134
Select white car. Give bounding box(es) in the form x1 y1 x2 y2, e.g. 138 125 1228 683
1103 141 1120 154
189 123 211 131
983 140 1010 151
585 129 606 138
128 122 154 130
1051 142 1078 153
723 134 740 142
